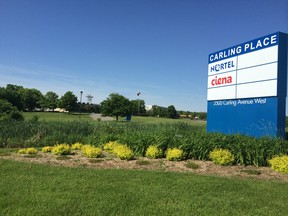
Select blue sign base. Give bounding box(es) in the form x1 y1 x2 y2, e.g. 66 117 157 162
207 97 286 138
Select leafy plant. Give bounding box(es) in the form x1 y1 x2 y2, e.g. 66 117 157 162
82 145 102 158
268 155 288 174
209 148 235 166
71 142 83 150
112 144 134 160
51 144 71 155
103 141 122 152
42 146 53 153
18 148 38 154
166 148 183 161
145 145 163 159
18 149 27 154
26 148 38 154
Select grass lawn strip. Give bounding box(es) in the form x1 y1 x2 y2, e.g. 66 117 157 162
1 159 288 216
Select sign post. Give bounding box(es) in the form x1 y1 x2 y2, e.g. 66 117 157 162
207 32 288 138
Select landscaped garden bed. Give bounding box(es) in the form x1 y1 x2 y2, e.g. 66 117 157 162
1 146 287 182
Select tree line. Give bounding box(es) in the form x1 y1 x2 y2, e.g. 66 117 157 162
0 84 206 121
0 84 100 113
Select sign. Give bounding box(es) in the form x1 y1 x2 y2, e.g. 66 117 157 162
207 32 288 138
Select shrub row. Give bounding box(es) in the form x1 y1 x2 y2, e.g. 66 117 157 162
17 142 184 162
15 143 288 173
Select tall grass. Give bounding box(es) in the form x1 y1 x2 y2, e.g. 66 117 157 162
1 119 288 166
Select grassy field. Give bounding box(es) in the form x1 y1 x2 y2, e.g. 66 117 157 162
22 111 206 126
23 112 92 121
1 159 288 216
130 115 206 125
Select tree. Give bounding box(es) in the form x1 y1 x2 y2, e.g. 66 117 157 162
130 99 146 116
0 87 5 99
198 112 207 120
59 91 78 113
100 93 132 121
167 105 178 119
81 103 101 113
147 105 168 117
0 99 24 121
42 91 59 110
2 84 24 110
21 88 44 111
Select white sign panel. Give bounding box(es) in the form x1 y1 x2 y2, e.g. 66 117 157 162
207 33 279 101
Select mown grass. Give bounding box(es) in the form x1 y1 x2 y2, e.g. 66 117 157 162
22 111 205 125
23 112 92 121
130 115 206 125
1 159 287 216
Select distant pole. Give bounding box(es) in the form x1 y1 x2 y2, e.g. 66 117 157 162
79 91 83 118
137 91 141 116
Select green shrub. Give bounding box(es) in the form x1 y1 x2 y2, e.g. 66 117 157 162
209 148 235 166
42 146 53 153
51 144 71 155
82 145 102 158
145 145 163 159
268 155 288 174
0 99 24 121
166 148 183 161
113 144 134 160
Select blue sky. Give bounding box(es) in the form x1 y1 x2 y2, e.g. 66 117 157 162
0 0 287 111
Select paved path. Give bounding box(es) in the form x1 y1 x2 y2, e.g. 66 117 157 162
90 113 115 121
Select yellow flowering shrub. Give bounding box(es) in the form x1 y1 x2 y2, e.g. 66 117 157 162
209 149 234 166
18 148 38 154
81 144 90 152
18 148 28 154
112 144 134 160
26 148 38 154
103 141 121 152
51 144 71 155
268 155 288 174
71 142 83 150
42 146 53 153
145 145 163 159
82 145 102 158
166 148 183 161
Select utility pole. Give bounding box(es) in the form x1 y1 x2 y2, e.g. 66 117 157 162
137 91 141 116
79 91 83 118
